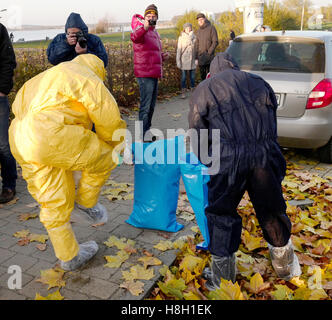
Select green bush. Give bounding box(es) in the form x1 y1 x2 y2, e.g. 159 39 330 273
10 40 183 113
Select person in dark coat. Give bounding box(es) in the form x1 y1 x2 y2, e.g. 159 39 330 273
194 13 218 81
47 12 108 67
0 23 17 203
188 52 301 290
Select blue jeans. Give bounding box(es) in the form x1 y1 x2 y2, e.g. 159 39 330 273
181 69 195 89
137 77 158 137
0 96 17 190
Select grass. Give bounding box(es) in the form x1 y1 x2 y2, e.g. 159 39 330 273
13 27 177 49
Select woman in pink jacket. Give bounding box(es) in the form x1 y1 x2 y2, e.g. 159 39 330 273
130 4 169 141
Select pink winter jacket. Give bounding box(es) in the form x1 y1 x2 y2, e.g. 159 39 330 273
130 14 165 79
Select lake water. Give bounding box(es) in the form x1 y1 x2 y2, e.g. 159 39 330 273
9 26 132 42
9 29 64 42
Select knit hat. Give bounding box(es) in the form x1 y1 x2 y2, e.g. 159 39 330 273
183 23 192 30
196 13 206 20
144 4 158 18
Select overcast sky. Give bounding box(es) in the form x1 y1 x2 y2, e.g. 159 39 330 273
0 0 331 26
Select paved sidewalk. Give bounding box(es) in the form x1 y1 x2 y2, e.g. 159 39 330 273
1 93 332 300
0 94 195 300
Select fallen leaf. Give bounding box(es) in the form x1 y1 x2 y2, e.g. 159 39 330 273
104 236 135 250
158 278 187 299
207 279 245 300
17 237 30 246
36 268 66 290
5 197 19 205
28 233 49 244
104 251 130 268
13 230 30 238
18 213 38 221
138 256 162 269
122 265 155 281
154 240 173 251
36 244 47 251
120 280 144 296
271 285 294 300
249 273 270 294
35 290 64 300
91 222 105 228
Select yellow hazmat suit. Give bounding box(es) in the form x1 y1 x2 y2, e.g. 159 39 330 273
9 54 126 262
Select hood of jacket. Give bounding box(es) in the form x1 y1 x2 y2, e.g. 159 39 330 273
71 54 106 81
209 52 240 76
65 12 88 34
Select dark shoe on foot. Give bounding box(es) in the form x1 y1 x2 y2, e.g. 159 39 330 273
0 188 16 204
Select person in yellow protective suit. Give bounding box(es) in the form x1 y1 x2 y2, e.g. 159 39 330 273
9 54 127 271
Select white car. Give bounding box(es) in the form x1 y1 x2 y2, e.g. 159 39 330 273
227 31 332 163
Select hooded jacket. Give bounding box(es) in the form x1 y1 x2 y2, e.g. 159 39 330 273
47 13 108 67
176 31 196 71
130 14 165 78
195 20 218 66
188 53 286 186
0 23 16 95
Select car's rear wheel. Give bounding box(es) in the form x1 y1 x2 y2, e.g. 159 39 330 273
318 138 332 164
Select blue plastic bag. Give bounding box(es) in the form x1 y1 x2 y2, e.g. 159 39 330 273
126 136 185 232
180 152 210 250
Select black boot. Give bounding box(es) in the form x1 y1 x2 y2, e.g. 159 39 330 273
0 188 16 204
203 254 237 291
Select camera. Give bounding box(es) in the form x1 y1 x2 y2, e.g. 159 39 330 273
75 31 87 48
148 20 156 26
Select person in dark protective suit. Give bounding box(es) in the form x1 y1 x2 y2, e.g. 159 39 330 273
188 52 301 290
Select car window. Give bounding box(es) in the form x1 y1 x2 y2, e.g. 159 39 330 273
227 40 325 73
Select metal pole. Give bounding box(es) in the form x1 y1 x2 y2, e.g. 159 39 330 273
301 0 305 30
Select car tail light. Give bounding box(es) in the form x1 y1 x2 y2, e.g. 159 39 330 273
306 78 332 109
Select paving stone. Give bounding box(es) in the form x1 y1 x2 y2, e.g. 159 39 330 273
1 254 38 272
61 288 89 300
0 248 16 264
111 223 143 240
0 288 27 300
25 261 55 277
79 278 118 299
15 278 49 299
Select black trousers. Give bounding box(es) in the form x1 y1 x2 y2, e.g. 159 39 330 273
199 64 210 81
206 166 291 257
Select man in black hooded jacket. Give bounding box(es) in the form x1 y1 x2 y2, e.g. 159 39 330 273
188 52 301 290
0 23 17 204
47 12 108 67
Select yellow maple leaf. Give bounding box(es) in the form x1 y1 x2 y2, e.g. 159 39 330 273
122 265 154 281
183 291 201 300
138 256 162 269
35 290 64 300
18 213 38 221
104 235 135 250
153 240 173 251
249 273 270 294
308 266 323 290
243 230 266 251
158 278 187 299
104 251 130 268
308 289 329 300
179 255 204 273
271 285 294 300
120 280 144 296
36 268 66 290
28 233 49 244
293 287 312 300
290 277 306 288
13 229 30 238
208 279 245 300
